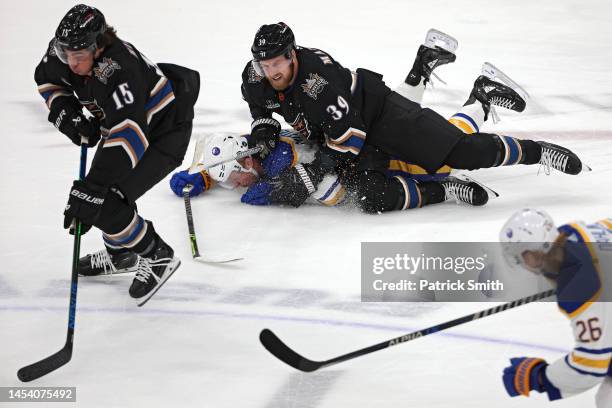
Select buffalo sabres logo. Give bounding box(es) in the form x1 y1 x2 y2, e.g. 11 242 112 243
301 73 328 100
93 57 121 85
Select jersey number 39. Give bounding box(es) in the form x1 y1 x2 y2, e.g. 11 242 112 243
326 96 349 120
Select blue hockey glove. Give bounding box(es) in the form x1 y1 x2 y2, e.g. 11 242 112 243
241 181 275 206
503 357 548 397
170 170 205 197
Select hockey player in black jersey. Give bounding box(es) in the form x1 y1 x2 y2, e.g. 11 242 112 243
241 23 586 213
35 5 200 304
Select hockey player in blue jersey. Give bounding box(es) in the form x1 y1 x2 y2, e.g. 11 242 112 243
500 209 611 407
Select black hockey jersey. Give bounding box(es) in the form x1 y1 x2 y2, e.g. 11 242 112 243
35 38 198 187
241 47 391 165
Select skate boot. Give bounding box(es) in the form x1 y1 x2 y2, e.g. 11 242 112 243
441 175 494 206
405 28 458 86
537 142 583 175
466 62 529 122
129 237 181 307
79 249 139 276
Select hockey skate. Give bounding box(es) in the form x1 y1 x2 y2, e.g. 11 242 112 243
537 142 586 175
441 175 497 206
405 28 458 86
467 62 529 122
79 249 139 276
129 238 181 307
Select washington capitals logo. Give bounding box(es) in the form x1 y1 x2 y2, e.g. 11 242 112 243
93 57 121 84
247 65 263 83
301 73 328 100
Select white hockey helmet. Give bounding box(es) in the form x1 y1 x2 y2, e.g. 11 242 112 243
499 208 559 272
204 134 255 189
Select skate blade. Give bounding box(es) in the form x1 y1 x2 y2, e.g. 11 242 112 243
136 259 181 307
424 28 458 53
455 173 500 199
482 62 530 101
194 255 244 264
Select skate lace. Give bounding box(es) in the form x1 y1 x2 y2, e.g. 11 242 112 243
488 97 515 125
538 147 568 176
444 183 474 204
490 96 516 110
90 250 116 275
134 257 173 283
428 71 447 87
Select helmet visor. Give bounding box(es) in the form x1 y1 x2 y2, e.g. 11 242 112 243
252 50 293 77
53 40 96 64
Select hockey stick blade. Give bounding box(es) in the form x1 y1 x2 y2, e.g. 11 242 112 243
17 346 72 382
260 329 323 372
194 255 243 264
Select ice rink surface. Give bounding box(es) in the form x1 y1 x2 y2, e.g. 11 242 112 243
1 0 611 407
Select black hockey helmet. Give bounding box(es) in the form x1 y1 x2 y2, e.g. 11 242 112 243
251 22 295 62
53 4 106 63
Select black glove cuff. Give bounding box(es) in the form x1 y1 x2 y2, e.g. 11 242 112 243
294 164 316 194
251 117 281 133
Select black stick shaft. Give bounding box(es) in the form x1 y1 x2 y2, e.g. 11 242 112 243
182 185 200 258
66 144 87 339
322 289 555 368
17 144 88 382
260 289 556 372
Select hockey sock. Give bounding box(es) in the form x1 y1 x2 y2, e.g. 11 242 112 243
393 175 423 210
352 171 416 213
517 139 541 164
102 215 157 256
448 103 485 135
104 241 133 256
492 136 541 166
395 80 425 104
415 180 446 205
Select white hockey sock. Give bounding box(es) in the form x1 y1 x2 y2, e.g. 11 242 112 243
394 80 425 104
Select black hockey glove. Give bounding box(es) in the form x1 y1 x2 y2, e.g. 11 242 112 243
250 117 281 160
270 162 324 207
63 180 107 235
48 101 101 147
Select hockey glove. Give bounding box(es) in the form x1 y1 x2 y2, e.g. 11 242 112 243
48 100 101 147
269 163 324 207
170 170 206 197
241 181 275 206
502 357 560 400
63 180 107 235
250 117 281 160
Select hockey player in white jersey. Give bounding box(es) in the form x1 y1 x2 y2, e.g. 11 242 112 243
500 209 612 407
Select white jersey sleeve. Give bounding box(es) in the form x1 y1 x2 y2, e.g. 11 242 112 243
545 219 612 399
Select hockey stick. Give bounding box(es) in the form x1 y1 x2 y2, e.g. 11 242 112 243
17 142 89 382
182 185 243 264
260 289 555 372
188 145 262 175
